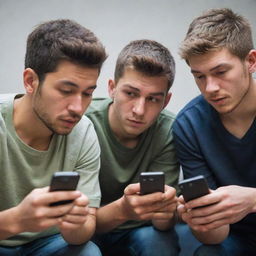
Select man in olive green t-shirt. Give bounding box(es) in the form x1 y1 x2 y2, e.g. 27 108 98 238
0 19 107 255
86 40 180 256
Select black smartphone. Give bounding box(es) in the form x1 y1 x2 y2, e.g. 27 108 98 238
49 171 80 206
140 172 165 195
178 175 209 202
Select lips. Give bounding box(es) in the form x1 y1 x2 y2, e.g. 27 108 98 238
60 118 79 128
127 119 146 128
209 96 228 105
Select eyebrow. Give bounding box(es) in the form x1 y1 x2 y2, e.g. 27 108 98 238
59 80 97 90
191 63 231 74
123 84 165 97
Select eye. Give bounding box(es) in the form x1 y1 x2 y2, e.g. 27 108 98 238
195 75 205 80
125 91 136 97
147 96 158 103
216 71 226 76
82 92 92 97
60 89 72 95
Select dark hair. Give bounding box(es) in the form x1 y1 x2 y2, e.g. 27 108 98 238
180 8 254 62
25 19 107 82
114 40 175 90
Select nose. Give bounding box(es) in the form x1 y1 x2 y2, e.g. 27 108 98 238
132 98 145 117
205 77 220 93
67 95 84 116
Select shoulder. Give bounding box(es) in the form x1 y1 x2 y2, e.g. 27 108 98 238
147 109 176 142
173 95 218 141
68 115 97 143
156 108 176 130
0 94 17 104
86 98 112 116
174 95 212 127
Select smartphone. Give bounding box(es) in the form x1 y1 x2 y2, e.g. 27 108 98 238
49 171 80 206
178 175 209 202
140 172 165 195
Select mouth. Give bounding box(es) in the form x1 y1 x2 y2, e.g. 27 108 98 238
209 96 227 105
127 119 145 127
60 118 79 128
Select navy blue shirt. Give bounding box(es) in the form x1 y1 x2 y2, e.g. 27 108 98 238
173 95 256 237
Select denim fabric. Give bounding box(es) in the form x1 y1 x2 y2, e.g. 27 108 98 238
194 231 256 256
93 225 180 256
0 233 101 256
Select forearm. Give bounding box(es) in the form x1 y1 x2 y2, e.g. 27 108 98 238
191 224 229 244
96 198 127 233
0 207 21 240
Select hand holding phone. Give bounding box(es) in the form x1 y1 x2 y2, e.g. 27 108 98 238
49 171 80 206
178 175 209 202
140 172 165 195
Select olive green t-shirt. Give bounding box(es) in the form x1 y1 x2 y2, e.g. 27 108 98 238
86 98 180 231
0 95 101 246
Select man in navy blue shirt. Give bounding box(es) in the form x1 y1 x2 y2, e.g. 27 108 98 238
173 8 256 256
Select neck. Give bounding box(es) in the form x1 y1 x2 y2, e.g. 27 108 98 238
108 103 140 148
220 78 256 138
13 95 53 150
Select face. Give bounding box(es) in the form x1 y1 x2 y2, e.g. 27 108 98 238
29 61 99 135
188 48 253 115
108 68 171 142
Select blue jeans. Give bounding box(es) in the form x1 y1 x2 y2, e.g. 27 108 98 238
93 225 180 256
194 231 256 256
0 233 101 256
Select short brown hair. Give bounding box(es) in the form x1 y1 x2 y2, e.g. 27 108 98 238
25 19 107 83
180 8 254 62
114 40 175 90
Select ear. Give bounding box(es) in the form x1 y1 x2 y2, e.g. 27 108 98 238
247 49 256 73
108 79 116 99
163 92 172 109
23 68 39 94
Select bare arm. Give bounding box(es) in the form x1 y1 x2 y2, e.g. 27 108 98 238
60 205 97 245
178 185 256 244
0 187 81 240
96 183 178 234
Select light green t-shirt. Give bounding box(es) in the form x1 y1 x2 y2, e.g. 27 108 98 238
86 98 180 231
0 95 101 246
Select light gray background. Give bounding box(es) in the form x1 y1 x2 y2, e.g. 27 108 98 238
1 0 255 113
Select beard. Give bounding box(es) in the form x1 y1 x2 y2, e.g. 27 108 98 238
32 88 80 135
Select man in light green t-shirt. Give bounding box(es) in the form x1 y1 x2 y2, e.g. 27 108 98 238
86 40 180 255
0 19 107 255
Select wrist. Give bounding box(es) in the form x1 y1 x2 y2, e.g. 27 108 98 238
0 206 22 238
250 188 256 213
115 197 129 222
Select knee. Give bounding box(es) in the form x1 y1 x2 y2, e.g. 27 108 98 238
78 241 102 256
194 244 226 256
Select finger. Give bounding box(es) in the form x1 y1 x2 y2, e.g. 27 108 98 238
68 205 89 216
191 218 229 232
178 195 185 204
59 221 81 230
45 203 75 217
164 185 176 199
185 192 221 209
35 217 62 231
73 194 89 206
124 183 140 195
190 210 228 225
62 214 87 224
47 191 81 206
177 204 187 214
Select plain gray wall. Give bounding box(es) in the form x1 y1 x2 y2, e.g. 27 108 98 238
1 0 256 113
